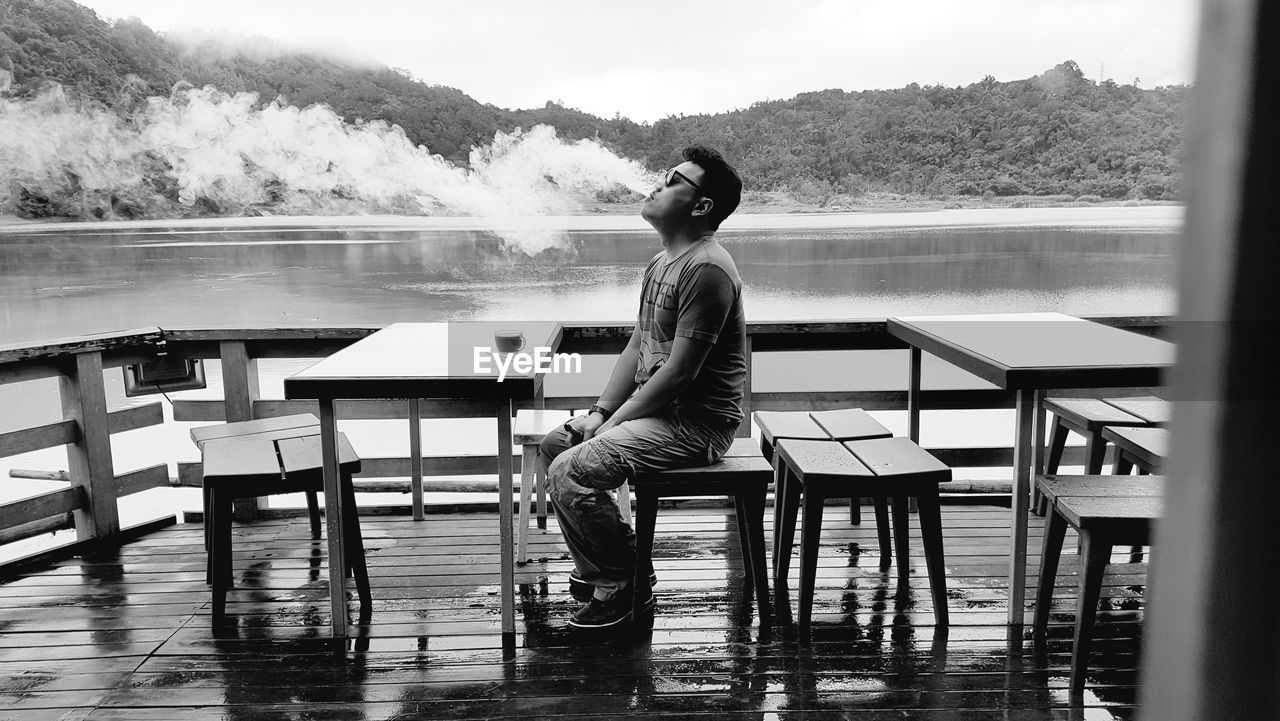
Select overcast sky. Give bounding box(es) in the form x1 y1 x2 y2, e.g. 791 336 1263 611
78 0 1200 123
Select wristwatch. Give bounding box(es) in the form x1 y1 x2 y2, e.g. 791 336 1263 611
589 403 613 421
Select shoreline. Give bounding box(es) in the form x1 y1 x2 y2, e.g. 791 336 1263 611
0 193 1181 231
0 198 1182 235
589 191 1180 216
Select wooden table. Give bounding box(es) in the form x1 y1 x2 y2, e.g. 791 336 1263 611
886 312 1173 625
284 321 563 637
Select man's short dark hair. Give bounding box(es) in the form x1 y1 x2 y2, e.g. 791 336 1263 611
682 145 742 230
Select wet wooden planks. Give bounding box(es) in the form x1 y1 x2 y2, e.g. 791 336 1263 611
0 507 1146 720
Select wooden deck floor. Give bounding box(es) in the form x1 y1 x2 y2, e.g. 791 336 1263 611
0 504 1147 720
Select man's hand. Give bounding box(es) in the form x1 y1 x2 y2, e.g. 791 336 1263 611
567 412 607 442
592 416 619 438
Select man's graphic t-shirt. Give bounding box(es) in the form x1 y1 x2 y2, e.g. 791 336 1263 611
635 238 746 425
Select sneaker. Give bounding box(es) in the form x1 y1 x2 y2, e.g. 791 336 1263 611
567 584 655 630
569 571 658 602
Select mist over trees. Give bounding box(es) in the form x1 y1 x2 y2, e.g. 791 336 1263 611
1 0 1184 211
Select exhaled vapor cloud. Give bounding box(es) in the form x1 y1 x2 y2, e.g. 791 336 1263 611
0 83 652 254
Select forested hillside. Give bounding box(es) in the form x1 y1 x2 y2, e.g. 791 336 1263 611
1 0 1184 216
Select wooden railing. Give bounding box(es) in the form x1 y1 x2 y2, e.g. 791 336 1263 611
0 328 171 549
0 317 1169 561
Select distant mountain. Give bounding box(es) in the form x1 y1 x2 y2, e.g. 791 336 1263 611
1 0 1184 205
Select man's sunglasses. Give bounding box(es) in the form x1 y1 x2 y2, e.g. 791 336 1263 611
659 168 701 193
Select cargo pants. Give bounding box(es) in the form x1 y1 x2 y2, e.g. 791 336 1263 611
540 409 736 601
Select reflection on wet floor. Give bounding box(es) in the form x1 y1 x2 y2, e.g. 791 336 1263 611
0 505 1145 719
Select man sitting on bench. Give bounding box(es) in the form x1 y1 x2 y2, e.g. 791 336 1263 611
539 145 746 630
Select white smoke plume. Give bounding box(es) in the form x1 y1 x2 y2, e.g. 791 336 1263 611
0 84 652 254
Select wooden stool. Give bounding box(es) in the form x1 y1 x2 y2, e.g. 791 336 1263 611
1042 398 1151 475
566 438 758 602
754 410 891 577
191 413 324 582
514 408 570 563
754 411 829 573
725 436 764 457
754 410 830 464
752 414 824 545
515 409 635 563
201 431 368 626
629 446 774 625
808 408 894 525
1034 474 1162 694
808 408 894 443
1102 395 1171 427
775 436 951 631
1102 426 1167 475
1037 399 1152 515
763 409 894 579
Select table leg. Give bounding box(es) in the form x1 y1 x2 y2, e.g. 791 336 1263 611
534 380 547 524
408 398 423 521
319 399 349 637
1008 388 1035 627
1030 389 1046 582
1030 390 1048 515
496 398 516 638
1032 390 1046 475
907 347 922 443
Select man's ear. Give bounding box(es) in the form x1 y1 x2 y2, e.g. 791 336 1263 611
691 197 715 218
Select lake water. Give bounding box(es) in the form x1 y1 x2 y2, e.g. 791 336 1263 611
0 206 1179 343
0 206 1181 559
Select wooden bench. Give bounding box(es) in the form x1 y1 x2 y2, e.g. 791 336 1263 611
1034 474 1162 695
1102 426 1167 474
629 444 774 625
774 436 951 632
201 431 368 627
